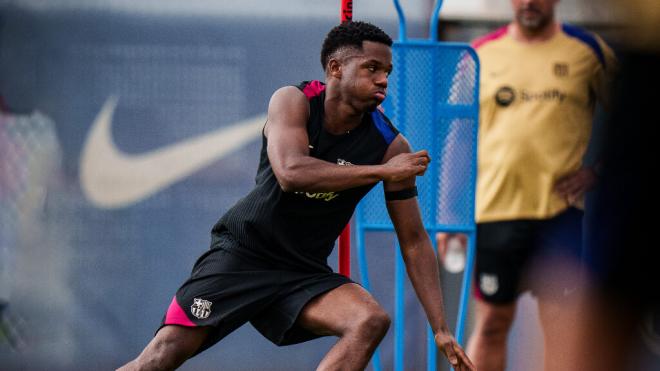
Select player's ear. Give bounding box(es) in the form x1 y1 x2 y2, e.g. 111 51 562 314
327 58 342 79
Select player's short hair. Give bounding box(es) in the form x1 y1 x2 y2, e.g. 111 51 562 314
320 21 393 71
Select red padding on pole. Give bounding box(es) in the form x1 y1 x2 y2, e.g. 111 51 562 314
339 223 351 277
341 0 353 22
337 0 353 278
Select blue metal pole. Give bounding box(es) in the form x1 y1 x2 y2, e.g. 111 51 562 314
392 0 407 41
429 0 444 42
355 210 383 371
356 218 372 292
427 234 438 371
456 53 480 345
394 241 405 371
455 232 476 345
427 325 436 371
428 2 444 368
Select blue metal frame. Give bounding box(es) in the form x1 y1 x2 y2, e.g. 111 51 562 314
355 1 480 370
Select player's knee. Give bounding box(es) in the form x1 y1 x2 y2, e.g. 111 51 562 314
353 307 391 340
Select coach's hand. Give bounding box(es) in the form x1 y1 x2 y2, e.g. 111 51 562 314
435 331 475 371
554 166 598 206
382 150 430 182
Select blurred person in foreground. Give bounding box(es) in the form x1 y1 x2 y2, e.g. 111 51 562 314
567 0 659 369
118 21 474 371
437 0 616 370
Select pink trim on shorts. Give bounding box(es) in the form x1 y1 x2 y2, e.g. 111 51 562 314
472 26 508 49
302 80 326 100
164 296 196 327
473 282 484 300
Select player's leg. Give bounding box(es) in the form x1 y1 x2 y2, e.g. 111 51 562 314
466 299 516 371
295 283 391 371
119 231 282 370
466 220 533 371
117 325 211 371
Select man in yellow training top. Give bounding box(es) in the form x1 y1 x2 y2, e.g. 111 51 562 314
438 0 616 370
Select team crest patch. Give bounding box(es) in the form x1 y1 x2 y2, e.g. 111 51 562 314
553 62 569 77
480 273 499 296
191 298 213 319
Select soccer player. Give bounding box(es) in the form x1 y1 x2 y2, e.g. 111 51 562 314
118 21 474 371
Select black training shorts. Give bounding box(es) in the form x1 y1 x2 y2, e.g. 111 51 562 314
159 231 353 354
474 207 583 304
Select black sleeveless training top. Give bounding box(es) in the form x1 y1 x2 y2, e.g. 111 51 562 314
213 81 399 272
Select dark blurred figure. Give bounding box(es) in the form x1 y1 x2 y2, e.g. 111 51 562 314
573 1 659 370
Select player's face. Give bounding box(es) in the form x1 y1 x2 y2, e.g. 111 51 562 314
511 0 558 31
341 41 393 111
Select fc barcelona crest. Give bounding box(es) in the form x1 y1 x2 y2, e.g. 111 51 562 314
191 298 213 319
480 273 499 296
553 62 569 77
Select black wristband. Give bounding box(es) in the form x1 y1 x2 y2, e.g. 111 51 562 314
385 186 418 201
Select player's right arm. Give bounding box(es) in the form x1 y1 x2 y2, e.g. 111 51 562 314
265 86 429 192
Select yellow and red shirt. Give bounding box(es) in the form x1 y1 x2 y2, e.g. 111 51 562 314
473 24 616 222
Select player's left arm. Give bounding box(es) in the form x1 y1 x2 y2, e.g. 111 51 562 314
383 135 475 371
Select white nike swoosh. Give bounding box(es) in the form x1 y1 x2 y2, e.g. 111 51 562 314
80 96 265 209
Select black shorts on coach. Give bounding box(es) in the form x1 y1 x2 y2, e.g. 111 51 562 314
474 207 583 304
